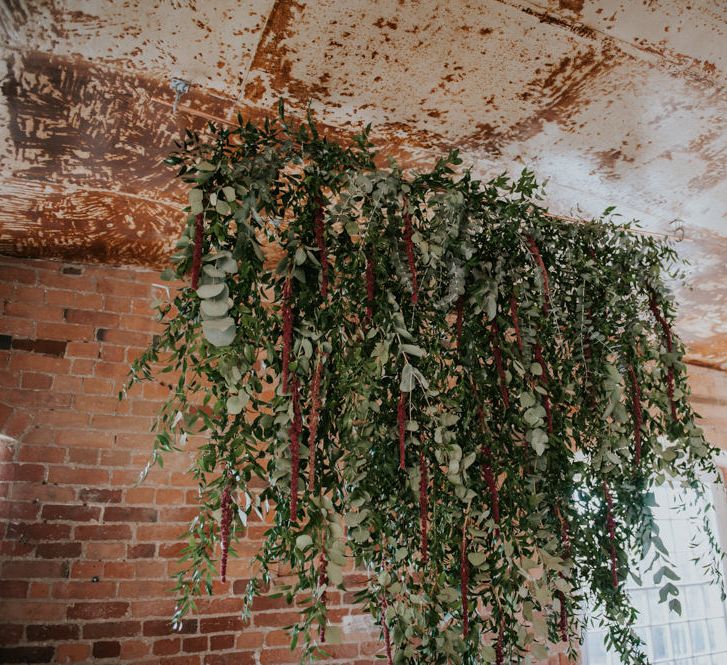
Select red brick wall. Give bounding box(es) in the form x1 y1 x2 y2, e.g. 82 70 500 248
0 256 381 664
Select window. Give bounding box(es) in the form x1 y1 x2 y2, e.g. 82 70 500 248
583 482 727 665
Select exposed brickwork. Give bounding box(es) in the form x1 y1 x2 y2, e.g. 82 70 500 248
0 256 381 664
5 256 719 665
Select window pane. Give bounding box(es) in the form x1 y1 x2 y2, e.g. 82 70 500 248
583 483 727 665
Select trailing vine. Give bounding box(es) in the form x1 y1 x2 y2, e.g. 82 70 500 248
124 105 725 664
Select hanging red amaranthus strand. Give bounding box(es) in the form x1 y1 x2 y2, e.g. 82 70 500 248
461 521 470 638
313 204 329 298
525 233 550 313
365 252 375 323
219 475 232 583
380 595 394 665
308 357 323 493
402 202 418 304
490 321 510 408
191 213 204 290
495 622 504 665
318 551 328 643
534 343 553 433
477 404 501 536
556 506 571 642
455 296 464 351
419 449 428 565
281 277 294 393
509 295 523 353
648 291 677 421
397 391 407 470
603 481 619 589
627 363 643 465
482 445 500 535
289 377 302 522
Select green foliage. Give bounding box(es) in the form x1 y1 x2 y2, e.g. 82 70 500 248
127 105 725 664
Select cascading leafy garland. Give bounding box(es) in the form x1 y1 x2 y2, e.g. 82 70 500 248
125 104 725 664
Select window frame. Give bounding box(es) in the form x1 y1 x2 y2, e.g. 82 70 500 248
580 451 727 665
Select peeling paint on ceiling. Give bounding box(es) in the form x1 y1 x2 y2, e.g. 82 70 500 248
0 0 726 366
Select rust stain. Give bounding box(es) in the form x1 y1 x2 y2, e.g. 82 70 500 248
558 0 585 15
462 43 624 155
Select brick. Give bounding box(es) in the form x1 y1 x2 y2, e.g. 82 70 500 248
47 466 109 485
82 620 140 639
74 524 131 541
0 646 55 663
66 447 99 464
0 600 65 621
209 634 235 650
253 611 302 627
128 543 156 558
17 445 65 463
41 504 101 522
55 429 114 449
200 616 246 633
2 560 68 579
52 581 115 599
104 506 157 522
0 463 45 482
79 488 122 503
0 500 40 520
64 309 120 328
6 522 72 541
26 624 79 641
21 373 53 390
11 338 67 357
68 601 129 619
35 542 82 559
92 641 121 659
182 636 208 653
153 638 181 656
204 652 256 665
54 643 91 662
0 581 28 598
0 625 23 645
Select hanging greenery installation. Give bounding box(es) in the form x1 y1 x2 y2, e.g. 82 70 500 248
125 105 725 665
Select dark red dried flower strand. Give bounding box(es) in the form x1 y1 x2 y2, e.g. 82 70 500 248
419 449 428 565
397 391 407 470
314 204 329 298
482 445 500 533
402 204 418 304
627 364 643 465
191 213 204 290
380 595 394 665
603 481 618 589
289 377 302 522
308 357 323 493
365 252 375 323
281 277 293 393
558 590 568 642
509 295 523 353
533 343 549 385
495 622 504 665
461 522 469 638
219 480 232 583
490 321 510 408
534 344 553 433
525 233 550 313
318 551 328 643
455 296 464 351
649 291 677 421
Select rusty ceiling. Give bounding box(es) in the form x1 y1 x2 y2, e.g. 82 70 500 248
1 0 726 366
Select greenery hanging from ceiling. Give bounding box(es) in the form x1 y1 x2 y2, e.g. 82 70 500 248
125 103 725 665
